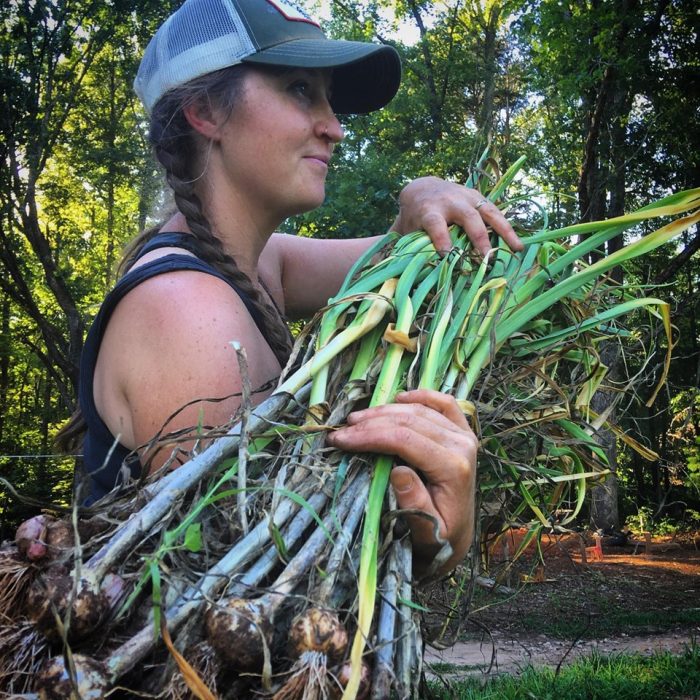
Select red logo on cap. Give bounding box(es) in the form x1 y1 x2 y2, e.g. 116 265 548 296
264 0 320 27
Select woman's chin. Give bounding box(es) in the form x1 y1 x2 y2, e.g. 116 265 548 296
288 192 327 217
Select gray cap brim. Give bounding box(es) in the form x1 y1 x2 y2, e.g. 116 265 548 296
242 40 401 114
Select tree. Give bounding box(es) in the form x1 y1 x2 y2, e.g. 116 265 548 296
517 0 699 527
0 0 696 535
0 0 164 527
291 0 529 241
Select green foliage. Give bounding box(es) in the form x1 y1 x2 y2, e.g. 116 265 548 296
290 1 532 239
624 504 700 538
0 0 166 530
0 0 697 534
428 644 700 700
668 390 700 490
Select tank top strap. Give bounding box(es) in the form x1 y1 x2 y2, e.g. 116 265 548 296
77 248 269 505
137 231 201 258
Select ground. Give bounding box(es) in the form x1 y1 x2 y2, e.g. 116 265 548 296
422 529 700 677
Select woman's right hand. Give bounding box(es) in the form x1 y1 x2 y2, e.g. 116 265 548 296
326 388 477 578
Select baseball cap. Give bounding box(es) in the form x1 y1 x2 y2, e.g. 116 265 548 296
134 0 401 115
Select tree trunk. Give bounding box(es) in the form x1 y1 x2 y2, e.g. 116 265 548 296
0 293 9 441
105 51 120 288
590 466 619 531
476 4 502 145
589 342 621 531
406 0 442 150
579 0 662 530
632 451 645 503
583 68 626 532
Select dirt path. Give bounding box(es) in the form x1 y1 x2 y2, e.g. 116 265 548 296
424 629 697 677
421 530 700 679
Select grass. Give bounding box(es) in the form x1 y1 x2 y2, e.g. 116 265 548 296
516 605 700 640
427 642 700 699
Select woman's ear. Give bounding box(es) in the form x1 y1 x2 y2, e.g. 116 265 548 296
182 100 223 140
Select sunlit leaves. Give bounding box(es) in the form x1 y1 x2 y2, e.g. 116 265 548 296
0 0 165 530
291 0 531 240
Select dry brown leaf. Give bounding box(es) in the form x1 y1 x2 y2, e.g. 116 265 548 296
383 323 418 352
161 617 217 700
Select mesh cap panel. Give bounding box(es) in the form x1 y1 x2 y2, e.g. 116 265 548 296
135 0 255 113
165 0 249 59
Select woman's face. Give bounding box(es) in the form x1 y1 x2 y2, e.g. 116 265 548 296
214 67 344 227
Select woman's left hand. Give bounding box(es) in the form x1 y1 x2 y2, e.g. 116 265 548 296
391 176 523 256
326 389 477 579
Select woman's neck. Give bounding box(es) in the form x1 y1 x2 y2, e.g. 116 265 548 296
160 198 279 283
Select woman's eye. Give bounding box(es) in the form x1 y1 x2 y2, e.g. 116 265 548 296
290 80 311 98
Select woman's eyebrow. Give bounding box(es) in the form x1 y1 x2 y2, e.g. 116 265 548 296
291 67 334 98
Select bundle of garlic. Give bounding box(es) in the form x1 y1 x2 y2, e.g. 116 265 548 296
1 159 698 699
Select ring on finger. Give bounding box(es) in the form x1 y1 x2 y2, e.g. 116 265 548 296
474 198 489 210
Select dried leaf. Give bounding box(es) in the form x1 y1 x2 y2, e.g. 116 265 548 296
161 617 216 700
383 323 418 352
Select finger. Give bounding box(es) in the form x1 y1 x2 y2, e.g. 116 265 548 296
452 206 492 256
390 465 447 551
345 402 467 438
394 389 472 430
417 211 452 254
328 417 473 484
340 412 475 460
471 198 523 252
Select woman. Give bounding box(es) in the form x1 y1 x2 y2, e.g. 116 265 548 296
61 0 522 577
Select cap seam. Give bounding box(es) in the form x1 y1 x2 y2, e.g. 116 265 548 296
230 0 260 51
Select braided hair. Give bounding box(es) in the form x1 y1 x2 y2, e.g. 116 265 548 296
56 65 293 452
122 64 294 364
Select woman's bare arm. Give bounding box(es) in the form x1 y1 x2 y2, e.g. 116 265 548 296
267 177 522 319
93 270 281 471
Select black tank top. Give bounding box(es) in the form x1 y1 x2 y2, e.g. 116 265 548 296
78 233 268 505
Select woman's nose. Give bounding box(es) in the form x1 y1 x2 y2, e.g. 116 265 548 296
315 103 344 143
326 116 344 143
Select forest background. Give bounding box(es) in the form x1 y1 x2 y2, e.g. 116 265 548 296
0 0 698 540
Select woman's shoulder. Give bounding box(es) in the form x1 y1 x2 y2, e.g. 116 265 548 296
118 243 264 325
94 264 281 464
113 265 265 337
94 266 281 443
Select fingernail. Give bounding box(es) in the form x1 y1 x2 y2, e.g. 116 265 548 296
392 471 413 493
